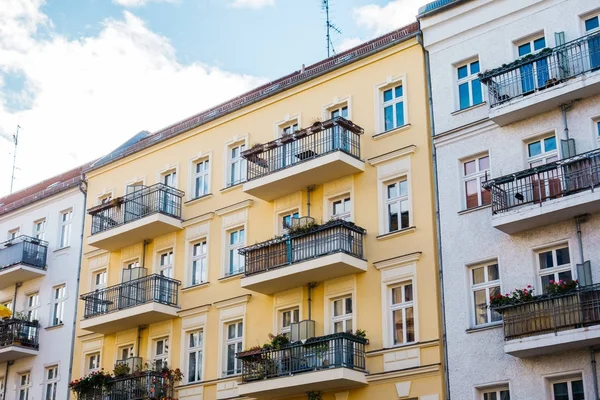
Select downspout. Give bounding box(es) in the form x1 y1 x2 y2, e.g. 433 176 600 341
67 177 87 400
307 282 316 321
418 31 451 400
2 361 9 400
592 347 599 400
575 215 587 266
306 186 315 218
11 283 19 316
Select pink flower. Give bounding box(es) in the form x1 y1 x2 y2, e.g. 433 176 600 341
527 285 532 288
549 280 554 284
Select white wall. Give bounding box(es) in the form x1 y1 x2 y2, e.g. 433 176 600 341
423 0 600 399
0 186 85 400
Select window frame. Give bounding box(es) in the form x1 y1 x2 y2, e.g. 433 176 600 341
33 219 46 240
18 372 31 400
187 330 203 384
92 269 107 290
548 375 585 400
152 337 170 370
462 154 491 210
478 386 511 400
536 244 573 293
227 142 247 187
224 320 243 376
86 352 101 374
380 83 405 132
158 250 174 278
8 228 20 240
332 295 353 333
192 157 211 199
584 14 600 34
390 281 416 346
44 365 59 400
385 177 410 233
225 227 245 277
279 307 300 336
51 285 66 326
190 239 208 286
456 58 483 110
469 261 502 327
526 134 558 167
331 195 352 221
25 293 40 322
58 209 73 248
279 209 300 235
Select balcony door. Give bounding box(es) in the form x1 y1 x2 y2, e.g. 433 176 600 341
161 172 178 216
124 183 146 223
280 123 298 169
158 251 174 304
121 261 144 309
518 36 550 94
527 136 561 204
330 106 350 153
585 15 600 70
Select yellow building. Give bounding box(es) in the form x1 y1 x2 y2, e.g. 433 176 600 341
71 22 444 400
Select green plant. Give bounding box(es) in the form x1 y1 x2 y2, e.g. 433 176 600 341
546 279 578 295
113 363 130 377
489 285 534 309
307 391 322 400
263 333 290 350
353 329 367 340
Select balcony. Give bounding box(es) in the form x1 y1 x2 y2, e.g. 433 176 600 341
237 332 367 399
0 236 48 289
80 273 180 334
498 284 600 358
75 371 174 400
484 149 600 234
480 30 600 125
0 318 39 362
239 219 367 294
242 117 365 201
87 183 184 251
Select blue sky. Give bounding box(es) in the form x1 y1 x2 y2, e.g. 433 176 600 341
0 0 426 197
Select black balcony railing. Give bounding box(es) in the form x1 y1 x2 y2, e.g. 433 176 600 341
242 117 364 181
115 357 143 373
483 149 600 214
89 183 184 235
239 220 366 276
80 274 180 319
237 332 366 383
0 235 48 271
75 371 174 400
497 284 600 341
480 30 600 107
0 318 40 350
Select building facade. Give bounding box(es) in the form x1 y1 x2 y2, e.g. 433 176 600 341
0 164 88 400
420 0 600 399
71 24 444 400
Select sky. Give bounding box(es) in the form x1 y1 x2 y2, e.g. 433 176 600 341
0 0 428 197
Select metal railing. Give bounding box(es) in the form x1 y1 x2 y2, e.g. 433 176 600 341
80 274 180 319
75 371 174 400
480 30 600 107
239 220 366 276
498 284 600 341
237 332 367 383
242 117 364 181
88 183 184 235
483 149 600 214
115 357 143 373
0 235 48 272
0 318 40 350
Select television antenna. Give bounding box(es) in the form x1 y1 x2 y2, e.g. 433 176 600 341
322 0 341 57
10 125 20 194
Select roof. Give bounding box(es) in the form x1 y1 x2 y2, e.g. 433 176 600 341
418 0 470 17
88 22 420 172
0 160 95 216
92 130 150 168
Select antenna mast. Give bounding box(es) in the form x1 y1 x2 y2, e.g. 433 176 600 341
322 0 341 57
10 125 20 194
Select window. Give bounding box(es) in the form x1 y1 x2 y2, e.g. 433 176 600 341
44 366 59 400
457 60 482 110
86 353 100 373
586 15 600 32
332 196 351 221
193 159 210 199
481 388 510 400
99 194 112 205
332 296 353 333
390 282 415 345
463 155 491 209
228 143 246 186
125 260 140 270
330 105 348 119
187 330 203 383
33 219 46 240
51 285 66 326
153 338 169 370
386 179 409 232
159 251 174 278
517 36 550 93
280 308 299 336
25 293 39 322
551 377 584 400
18 373 31 400
118 345 134 361
226 228 245 276
538 246 572 293
381 84 404 131
527 135 558 167
597 121 600 139
225 321 243 376
163 171 177 188
93 270 107 290
281 211 299 234
470 262 502 326
282 122 299 135
59 210 72 248
8 228 19 240
191 240 208 285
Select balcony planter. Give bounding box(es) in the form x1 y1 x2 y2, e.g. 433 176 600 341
310 121 322 133
293 129 308 139
264 142 278 150
321 119 335 129
280 134 295 144
242 144 264 157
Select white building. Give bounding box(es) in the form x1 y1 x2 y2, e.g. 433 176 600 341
420 0 600 399
0 163 89 400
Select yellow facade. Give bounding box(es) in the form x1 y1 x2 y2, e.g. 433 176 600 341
72 28 443 400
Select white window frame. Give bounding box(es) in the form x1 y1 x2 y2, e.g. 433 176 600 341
536 244 573 293
25 293 40 322
1 300 12 312
18 372 31 400
8 228 20 240
547 374 585 400
225 227 245 277
278 209 299 235
390 281 415 346
380 83 405 132
44 365 59 400
51 285 66 326
331 195 352 222
117 344 135 362
526 134 558 167
33 219 46 240
462 153 491 210
161 169 178 189
385 177 410 233
158 250 174 278
227 142 247 187
323 98 351 121
374 77 408 135
279 307 299 336
274 113 302 139
193 158 211 199
224 320 243 376
190 239 208 286
456 58 483 110
186 330 203 384
332 295 353 333
59 209 73 248
86 352 101 373
477 385 511 400
152 337 169 370
469 261 502 327
93 269 107 290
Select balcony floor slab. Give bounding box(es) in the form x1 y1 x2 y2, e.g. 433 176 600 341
0 264 46 289
0 346 38 362
80 302 179 335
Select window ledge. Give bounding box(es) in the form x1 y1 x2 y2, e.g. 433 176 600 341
458 203 491 215
185 194 213 206
372 124 412 140
218 272 243 282
376 226 416 241
220 183 243 194
451 102 487 116
182 282 210 292
466 322 502 334
54 246 71 254
45 323 64 331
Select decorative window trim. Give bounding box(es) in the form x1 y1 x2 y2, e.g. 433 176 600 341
123 178 146 196
272 289 303 335
525 133 559 168
188 151 212 202
179 307 208 385
157 163 179 188
273 113 302 139
33 218 47 241
216 296 249 379
223 225 246 277
544 371 585 400
184 220 211 288
275 206 300 236
50 284 67 327
322 96 352 121
535 242 573 292
512 30 547 58
454 56 483 111
85 352 102 374
374 75 408 136
223 135 248 188
325 191 353 222
461 152 491 210
58 208 73 249
467 260 502 328
474 382 511 400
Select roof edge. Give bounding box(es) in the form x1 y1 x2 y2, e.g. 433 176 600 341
418 0 471 18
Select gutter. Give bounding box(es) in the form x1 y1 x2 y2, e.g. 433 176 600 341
417 31 451 400
67 176 88 399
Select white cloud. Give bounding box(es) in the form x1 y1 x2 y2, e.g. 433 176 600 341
113 0 176 7
0 0 266 196
337 37 364 52
353 0 427 36
230 0 274 9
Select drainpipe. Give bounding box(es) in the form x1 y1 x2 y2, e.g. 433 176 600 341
307 283 316 321
418 31 451 400
67 177 87 400
136 325 147 358
2 362 10 400
306 186 315 218
11 282 20 316
575 215 587 266
591 347 599 400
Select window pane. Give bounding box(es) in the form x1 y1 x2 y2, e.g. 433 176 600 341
484 392 497 400
544 136 557 152
399 180 408 197
474 289 488 325
556 247 570 266
393 309 404 344
470 61 480 74
387 183 398 199
533 37 546 51
345 297 353 313
392 287 403 304
404 284 413 302
459 82 470 110
400 200 409 229
457 65 468 79
488 264 499 281
518 43 531 56
188 352 197 382
490 286 502 322
465 179 479 209
464 160 476 175
587 16 600 32
384 105 394 131
395 85 403 98
528 141 542 157
237 322 243 337
334 299 342 316
383 89 393 102
226 344 235 373
472 266 485 284
405 307 415 342
552 382 569 400
228 324 235 339
558 270 573 282
472 79 483 105
500 390 510 400
541 274 553 291
481 184 492 205
539 251 554 269
395 101 405 127
479 156 489 171
334 321 343 333
572 380 585 400
388 203 399 232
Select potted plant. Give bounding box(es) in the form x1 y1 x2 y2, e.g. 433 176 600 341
353 329 369 345
293 128 307 139
280 133 294 144
113 363 131 377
